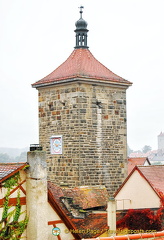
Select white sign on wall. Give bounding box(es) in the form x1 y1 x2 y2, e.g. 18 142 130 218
50 135 63 154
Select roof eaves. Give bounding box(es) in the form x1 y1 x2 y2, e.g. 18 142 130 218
32 76 132 89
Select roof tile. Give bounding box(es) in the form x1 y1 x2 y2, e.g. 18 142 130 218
0 163 27 182
62 185 109 209
128 157 150 174
32 48 132 87
137 165 164 196
48 182 108 239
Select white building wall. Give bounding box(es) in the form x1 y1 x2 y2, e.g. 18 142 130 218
47 203 74 240
115 170 160 210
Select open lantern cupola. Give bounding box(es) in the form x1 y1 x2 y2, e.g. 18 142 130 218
74 6 89 49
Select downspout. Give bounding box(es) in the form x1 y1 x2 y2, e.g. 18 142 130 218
81 230 164 240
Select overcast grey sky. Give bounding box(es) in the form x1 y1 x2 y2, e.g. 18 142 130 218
0 0 164 151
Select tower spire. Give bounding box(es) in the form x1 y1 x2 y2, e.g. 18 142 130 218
79 6 84 18
74 6 89 49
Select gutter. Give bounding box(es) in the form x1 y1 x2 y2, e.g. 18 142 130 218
81 230 164 240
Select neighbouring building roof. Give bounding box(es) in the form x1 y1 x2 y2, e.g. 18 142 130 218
150 149 164 163
137 165 164 196
151 155 164 162
128 157 151 174
0 162 27 183
32 48 132 88
115 165 164 198
48 182 108 239
62 185 109 209
129 150 158 160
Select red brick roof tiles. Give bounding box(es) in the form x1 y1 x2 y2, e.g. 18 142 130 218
128 157 150 174
48 182 108 239
0 163 27 183
137 165 164 196
32 48 132 87
115 165 164 198
62 185 109 209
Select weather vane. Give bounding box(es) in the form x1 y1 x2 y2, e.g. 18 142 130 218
79 6 84 18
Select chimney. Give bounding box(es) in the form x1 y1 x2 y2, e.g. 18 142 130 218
107 197 116 236
26 145 48 240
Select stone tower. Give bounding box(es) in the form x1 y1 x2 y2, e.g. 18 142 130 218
32 7 132 196
158 132 164 151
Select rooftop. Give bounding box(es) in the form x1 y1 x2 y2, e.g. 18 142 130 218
32 48 132 88
137 165 164 196
115 165 164 198
33 6 132 89
48 182 108 239
62 185 109 209
0 162 27 183
128 157 150 174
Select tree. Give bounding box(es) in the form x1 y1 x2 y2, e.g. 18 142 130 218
117 209 162 232
142 145 152 153
127 145 133 155
14 152 27 162
0 153 13 163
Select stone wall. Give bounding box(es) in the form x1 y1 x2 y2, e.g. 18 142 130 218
38 81 128 196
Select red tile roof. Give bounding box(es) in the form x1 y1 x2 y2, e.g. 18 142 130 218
48 182 108 239
82 231 164 240
71 213 107 237
115 165 164 198
128 157 150 174
137 165 164 197
32 48 132 88
62 185 109 209
0 163 27 183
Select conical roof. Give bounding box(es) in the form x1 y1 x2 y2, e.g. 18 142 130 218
32 48 132 88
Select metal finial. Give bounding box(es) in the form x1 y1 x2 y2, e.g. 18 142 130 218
79 6 84 18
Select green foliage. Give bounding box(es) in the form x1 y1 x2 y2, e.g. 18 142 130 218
3 173 20 189
117 209 162 231
127 145 133 155
0 173 28 239
0 153 13 163
142 145 152 153
14 152 27 163
0 151 27 163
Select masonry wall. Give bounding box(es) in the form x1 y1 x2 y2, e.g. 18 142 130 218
38 81 128 196
158 134 164 151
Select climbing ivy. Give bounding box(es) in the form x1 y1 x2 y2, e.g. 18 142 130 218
116 189 164 232
117 208 162 232
0 172 28 239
